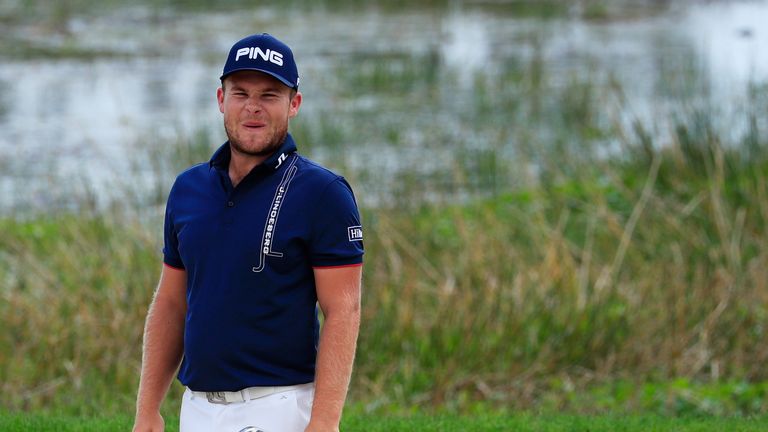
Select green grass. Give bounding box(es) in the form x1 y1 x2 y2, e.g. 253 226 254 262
1 411 767 432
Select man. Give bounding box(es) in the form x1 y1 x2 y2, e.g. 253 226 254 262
133 33 364 432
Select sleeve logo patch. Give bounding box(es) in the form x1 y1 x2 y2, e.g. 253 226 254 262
348 226 363 242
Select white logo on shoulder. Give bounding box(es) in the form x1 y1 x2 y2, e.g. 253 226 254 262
348 226 363 242
235 47 284 66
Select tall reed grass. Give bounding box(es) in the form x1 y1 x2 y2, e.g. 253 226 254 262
354 143 768 414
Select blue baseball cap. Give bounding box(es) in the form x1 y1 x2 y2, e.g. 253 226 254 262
220 33 300 89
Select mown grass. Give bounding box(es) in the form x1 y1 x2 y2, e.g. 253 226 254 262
1 411 767 432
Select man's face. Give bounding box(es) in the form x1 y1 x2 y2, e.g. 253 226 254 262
217 71 301 159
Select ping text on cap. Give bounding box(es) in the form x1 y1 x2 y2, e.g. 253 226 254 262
235 47 284 66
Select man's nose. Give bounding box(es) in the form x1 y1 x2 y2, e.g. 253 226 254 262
245 99 261 112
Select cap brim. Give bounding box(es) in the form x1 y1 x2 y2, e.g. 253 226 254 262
220 68 296 89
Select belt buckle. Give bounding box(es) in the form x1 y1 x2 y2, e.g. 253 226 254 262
206 391 227 404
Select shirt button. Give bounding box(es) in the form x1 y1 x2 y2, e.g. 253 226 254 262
227 201 234 207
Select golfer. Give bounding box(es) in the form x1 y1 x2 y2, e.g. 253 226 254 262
132 33 364 432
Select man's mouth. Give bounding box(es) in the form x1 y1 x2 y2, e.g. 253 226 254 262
242 121 265 129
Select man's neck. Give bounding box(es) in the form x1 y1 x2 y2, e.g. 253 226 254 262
228 147 269 188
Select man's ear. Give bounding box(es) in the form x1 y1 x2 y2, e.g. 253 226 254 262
217 86 225 114
289 91 302 118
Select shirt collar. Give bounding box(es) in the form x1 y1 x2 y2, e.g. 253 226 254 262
209 133 298 173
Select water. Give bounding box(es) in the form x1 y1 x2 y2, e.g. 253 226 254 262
1 1 767 211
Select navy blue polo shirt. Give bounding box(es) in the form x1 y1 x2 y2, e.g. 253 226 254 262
162 133 364 391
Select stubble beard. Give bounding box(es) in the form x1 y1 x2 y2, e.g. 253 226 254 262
225 121 288 158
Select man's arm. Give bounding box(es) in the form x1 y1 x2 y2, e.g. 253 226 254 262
133 264 187 432
306 265 362 432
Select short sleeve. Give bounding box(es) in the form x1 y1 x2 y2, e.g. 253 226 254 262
162 190 185 270
309 178 365 267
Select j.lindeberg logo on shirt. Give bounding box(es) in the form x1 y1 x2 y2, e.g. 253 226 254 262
262 186 285 253
275 152 288 169
252 156 298 273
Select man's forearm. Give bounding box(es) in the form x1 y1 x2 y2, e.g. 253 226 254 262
308 310 361 430
135 295 186 417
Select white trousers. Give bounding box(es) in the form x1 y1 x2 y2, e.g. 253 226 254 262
180 383 314 432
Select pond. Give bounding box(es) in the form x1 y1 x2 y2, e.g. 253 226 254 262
1 1 767 211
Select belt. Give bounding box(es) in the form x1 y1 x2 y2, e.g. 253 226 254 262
191 384 308 405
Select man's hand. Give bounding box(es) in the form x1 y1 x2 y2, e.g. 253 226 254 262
304 420 340 432
133 410 164 432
